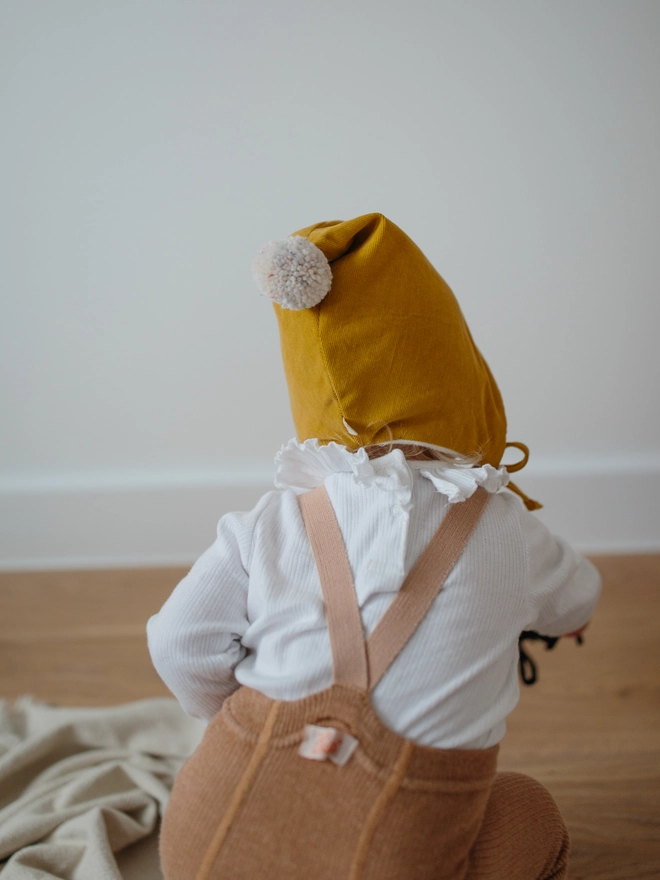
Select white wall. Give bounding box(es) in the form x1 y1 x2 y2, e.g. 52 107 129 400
2 0 659 569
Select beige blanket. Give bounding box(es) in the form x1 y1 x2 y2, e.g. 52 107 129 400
0 697 204 879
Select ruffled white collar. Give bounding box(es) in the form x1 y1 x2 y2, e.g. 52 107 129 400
274 438 509 503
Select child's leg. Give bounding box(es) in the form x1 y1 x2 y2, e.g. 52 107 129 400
466 772 569 880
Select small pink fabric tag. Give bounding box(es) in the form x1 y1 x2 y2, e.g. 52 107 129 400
298 724 359 767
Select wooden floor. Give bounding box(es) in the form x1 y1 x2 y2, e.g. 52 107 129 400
1 555 659 879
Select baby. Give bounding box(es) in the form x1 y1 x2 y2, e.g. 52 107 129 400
148 213 601 880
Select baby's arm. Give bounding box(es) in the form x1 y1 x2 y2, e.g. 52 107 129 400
147 507 256 721
521 506 602 638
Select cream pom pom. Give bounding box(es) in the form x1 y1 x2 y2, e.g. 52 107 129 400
252 236 333 310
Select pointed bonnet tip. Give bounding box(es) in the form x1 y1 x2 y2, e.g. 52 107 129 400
252 236 332 310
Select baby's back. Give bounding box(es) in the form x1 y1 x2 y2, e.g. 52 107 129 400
239 473 532 749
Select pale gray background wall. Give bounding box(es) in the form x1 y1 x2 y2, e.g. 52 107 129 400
2 0 659 568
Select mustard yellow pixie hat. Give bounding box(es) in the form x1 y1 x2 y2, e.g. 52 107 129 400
253 212 537 505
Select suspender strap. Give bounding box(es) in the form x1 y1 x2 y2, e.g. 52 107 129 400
365 487 490 690
299 487 369 690
299 485 490 692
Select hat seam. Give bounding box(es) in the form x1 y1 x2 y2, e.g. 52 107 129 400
314 304 357 444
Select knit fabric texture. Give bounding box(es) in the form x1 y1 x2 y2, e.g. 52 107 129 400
160 690 569 879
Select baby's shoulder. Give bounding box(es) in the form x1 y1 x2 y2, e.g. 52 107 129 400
476 482 526 528
220 487 303 538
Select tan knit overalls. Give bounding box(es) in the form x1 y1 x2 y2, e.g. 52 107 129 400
160 487 569 880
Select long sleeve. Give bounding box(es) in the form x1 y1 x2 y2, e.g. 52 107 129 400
147 505 259 720
521 507 602 637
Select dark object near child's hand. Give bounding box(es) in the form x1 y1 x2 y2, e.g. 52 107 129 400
518 630 583 686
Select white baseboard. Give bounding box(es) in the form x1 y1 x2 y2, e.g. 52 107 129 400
1 460 659 570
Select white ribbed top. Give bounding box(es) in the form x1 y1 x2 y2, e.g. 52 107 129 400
147 441 601 748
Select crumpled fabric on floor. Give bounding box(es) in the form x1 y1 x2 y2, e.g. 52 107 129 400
0 697 203 879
